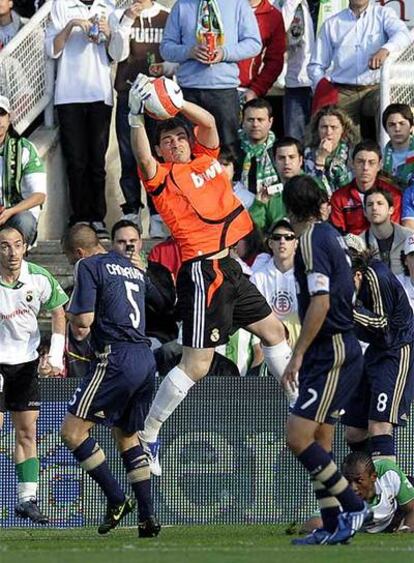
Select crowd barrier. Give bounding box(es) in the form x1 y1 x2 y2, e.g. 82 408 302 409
1 377 413 527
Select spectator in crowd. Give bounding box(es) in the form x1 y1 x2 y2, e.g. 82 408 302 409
0 226 67 524
45 0 114 240
251 219 300 345
278 0 315 141
148 236 182 283
108 0 170 236
238 0 285 103
0 96 46 246
62 222 162 538
231 225 270 275
129 75 297 473
308 0 411 137
0 0 24 49
218 146 255 211
398 233 414 312
330 140 402 235
281 175 369 546
303 452 414 534
359 187 412 276
344 241 414 464
12 0 44 19
304 105 357 196
160 0 262 148
382 104 414 192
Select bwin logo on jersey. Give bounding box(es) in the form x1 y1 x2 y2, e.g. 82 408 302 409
191 160 223 188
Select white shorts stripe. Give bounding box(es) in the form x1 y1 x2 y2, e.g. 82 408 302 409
76 348 110 419
191 262 206 348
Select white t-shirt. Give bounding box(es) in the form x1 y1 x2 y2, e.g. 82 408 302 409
0 261 68 364
45 0 115 105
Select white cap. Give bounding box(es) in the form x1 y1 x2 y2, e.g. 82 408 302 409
404 233 414 256
0 96 10 114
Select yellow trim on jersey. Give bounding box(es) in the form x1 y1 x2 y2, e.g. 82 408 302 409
390 344 410 425
354 267 388 329
315 333 345 423
301 223 315 273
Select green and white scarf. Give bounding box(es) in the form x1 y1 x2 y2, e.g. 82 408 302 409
0 133 23 208
240 130 279 202
383 135 414 190
196 0 225 46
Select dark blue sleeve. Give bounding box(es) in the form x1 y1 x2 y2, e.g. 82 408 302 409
301 227 333 295
67 259 98 315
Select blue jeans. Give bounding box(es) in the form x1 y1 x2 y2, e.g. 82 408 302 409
283 87 312 142
6 211 38 245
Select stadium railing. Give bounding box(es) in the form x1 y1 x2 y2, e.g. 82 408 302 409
380 29 414 148
1 377 413 527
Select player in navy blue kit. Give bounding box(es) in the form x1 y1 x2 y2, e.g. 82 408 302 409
61 223 163 538
343 241 414 462
281 175 370 545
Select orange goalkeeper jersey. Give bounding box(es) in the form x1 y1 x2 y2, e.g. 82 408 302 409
139 141 253 262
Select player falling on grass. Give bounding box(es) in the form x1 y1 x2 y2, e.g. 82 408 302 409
61 224 162 538
281 176 371 545
128 74 296 474
0 226 67 524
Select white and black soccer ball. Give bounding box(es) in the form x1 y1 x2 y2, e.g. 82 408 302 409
144 77 184 121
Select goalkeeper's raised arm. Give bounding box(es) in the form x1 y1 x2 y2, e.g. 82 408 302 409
129 74 219 179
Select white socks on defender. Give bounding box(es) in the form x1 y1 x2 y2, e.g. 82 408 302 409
18 482 37 503
141 366 196 443
262 341 298 407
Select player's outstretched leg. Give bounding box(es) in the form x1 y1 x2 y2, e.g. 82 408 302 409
120 440 161 538
327 502 372 545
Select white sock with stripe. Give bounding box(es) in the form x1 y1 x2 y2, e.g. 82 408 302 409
262 341 298 407
141 366 196 443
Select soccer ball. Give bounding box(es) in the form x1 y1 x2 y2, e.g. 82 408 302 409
144 77 183 121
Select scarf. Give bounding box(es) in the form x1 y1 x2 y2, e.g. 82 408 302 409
196 0 225 46
0 133 23 208
240 130 279 202
383 135 414 190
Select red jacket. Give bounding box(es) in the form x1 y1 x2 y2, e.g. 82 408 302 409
238 0 285 97
330 177 402 235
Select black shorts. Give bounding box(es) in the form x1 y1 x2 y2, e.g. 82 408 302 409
0 359 40 413
176 256 271 348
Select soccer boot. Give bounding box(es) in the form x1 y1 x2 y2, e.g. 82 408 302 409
139 435 161 476
291 528 330 545
138 515 161 538
97 495 136 535
15 499 49 525
327 502 372 544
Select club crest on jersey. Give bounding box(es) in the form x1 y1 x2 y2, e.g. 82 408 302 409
210 328 220 343
25 291 34 303
190 160 223 189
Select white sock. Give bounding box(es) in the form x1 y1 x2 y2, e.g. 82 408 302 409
262 341 298 407
18 482 37 503
141 366 195 442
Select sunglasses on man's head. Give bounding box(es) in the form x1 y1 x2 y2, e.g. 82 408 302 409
270 233 296 242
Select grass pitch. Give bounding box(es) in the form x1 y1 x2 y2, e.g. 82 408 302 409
1 525 413 563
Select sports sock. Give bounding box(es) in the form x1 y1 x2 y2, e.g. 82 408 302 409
141 366 195 443
72 437 125 506
262 341 297 406
370 434 396 462
311 477 341 533
122 445 153 520
298 442 364 512
16 457 39 502
348 439 371 454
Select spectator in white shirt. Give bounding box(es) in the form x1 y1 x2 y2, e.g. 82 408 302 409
308 0 411 137
398 233 414 313
0 0 24 49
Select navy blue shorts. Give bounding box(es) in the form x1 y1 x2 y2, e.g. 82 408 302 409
292 332 363 425
342 343 414 428
67 343 156 434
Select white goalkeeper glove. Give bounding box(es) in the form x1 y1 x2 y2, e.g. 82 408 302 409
128 73 153 127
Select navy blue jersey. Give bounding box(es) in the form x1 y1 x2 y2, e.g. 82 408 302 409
354 260 414 349
295 222 355 336
68 251 158 349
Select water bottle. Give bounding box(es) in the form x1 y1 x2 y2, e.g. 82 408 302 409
88 14 106 44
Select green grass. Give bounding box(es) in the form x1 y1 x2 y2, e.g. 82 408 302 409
1 525 413 563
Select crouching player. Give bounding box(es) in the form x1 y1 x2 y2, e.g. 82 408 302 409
281 176 371 545
62 234 162 537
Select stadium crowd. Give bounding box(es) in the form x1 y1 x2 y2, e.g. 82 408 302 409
0 0 414 545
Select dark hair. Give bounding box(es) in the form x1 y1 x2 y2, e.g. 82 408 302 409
242 97 273 119
348 247 378 274
154 116 193 146
111 220 141 241
274 136 304 158
382 103 414 130
0 224 25 243
306 104 358 148
219 145 238 165
364 187 394 209
61 224 100 253
352 139 382 161
282 175 327 222
237 225 268 261
342 452 376 480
